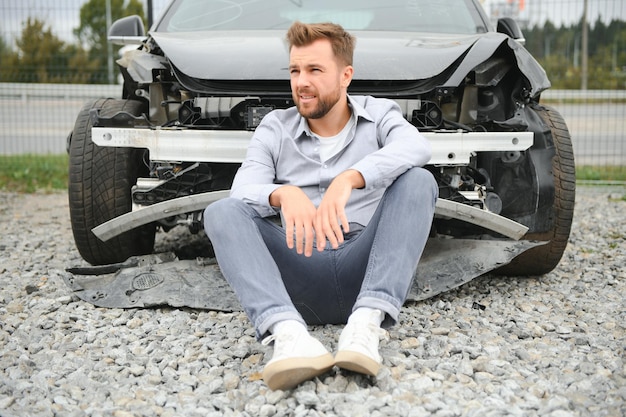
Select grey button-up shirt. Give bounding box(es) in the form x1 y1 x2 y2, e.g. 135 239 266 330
230 95 432 227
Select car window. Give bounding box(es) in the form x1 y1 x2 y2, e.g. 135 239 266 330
156 0 488 34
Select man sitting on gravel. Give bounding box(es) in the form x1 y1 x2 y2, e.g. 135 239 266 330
204 21 437 391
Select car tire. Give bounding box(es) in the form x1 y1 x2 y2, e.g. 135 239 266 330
496 104 576 276
68 98 156 265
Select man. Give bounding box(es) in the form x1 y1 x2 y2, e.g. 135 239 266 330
204 21 437 391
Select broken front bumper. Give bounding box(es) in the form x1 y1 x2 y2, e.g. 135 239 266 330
90 126 533 241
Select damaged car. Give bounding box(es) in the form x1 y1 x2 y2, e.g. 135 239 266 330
66 0 575 303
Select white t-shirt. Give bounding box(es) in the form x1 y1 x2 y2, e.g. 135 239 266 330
316 111 356 162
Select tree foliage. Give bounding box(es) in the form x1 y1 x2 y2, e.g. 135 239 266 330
74 0 146 83
0 0 144 84
1 18 97 83
524 18 626 89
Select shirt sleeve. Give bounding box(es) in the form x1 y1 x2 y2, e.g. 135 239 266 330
229 117 282 217
350 98 432 190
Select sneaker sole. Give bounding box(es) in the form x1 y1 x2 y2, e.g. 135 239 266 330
262 353 335 390
335 350 380 376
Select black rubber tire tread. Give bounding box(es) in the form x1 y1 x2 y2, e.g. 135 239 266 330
68 98 156 265
496 104 576 276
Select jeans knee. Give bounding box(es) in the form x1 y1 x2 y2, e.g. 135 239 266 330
203 197 244 236
396 167 438 202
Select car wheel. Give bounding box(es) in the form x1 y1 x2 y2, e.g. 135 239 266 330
496 104 576 276
68 98 156 265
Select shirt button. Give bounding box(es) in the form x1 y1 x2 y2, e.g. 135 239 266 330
323 164 328 169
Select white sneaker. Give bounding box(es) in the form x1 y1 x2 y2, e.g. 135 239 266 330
261 326 334 390
335 309 389 376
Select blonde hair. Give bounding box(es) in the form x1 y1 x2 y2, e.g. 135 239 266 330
286 21 356 66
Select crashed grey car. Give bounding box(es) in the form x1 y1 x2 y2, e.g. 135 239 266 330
66 0 575 303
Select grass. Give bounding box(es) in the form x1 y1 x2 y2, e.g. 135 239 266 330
575 165 626 183
0 154 624 193
0 154 69 193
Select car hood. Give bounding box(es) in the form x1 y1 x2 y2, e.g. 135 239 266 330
152 31 479 80
151 30 549 95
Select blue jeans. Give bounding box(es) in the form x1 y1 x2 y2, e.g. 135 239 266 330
204 167 438 339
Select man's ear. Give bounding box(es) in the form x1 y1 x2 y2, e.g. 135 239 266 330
342 65 354 88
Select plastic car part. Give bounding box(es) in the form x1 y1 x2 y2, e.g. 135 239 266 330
90 193 528 243
63 239 544 309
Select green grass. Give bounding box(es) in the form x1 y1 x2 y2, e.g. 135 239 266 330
0 154 69 193
576 165 626 183
0 154 624 193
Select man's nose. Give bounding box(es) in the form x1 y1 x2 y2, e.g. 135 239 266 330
296 72 310 88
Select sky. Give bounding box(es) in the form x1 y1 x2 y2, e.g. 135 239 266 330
1 0 624 46
483 0 626 28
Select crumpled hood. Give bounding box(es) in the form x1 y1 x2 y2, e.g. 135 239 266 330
151 30 550 95
151 30 482 81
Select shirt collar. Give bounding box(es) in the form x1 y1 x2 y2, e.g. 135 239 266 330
294 94 374 141
347 94 375 123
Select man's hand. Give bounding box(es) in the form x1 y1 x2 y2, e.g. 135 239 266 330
315 170 365 251
270 185 318 256
270 170 365 256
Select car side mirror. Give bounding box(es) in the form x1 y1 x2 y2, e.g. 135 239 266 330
497 17 525 45
108 15 146 45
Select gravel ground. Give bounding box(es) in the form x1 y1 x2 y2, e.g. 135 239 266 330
0 186 624 417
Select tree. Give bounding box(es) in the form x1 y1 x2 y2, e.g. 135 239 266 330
0 34 16 81
1 18 99 83
525 18 626 89
12 18 67 83
74 0 146 84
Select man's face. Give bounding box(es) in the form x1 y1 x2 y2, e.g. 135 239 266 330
289 39 352 120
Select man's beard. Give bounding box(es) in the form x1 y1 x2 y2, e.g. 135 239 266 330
295 88 341 120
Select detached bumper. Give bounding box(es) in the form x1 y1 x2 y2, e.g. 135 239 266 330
92 191 528 243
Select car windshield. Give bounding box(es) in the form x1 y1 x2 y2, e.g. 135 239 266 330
156 0 489 34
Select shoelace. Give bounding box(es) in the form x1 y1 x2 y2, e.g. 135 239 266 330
261 334 277 347
342 322 389 350
261 332 300 359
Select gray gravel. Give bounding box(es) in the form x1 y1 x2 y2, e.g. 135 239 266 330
0 186 624 417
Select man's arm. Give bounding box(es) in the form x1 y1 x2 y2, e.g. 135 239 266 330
315 169 364 251
350 98 431 190
230 121 282 217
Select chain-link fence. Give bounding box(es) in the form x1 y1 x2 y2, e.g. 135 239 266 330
0 0 624 175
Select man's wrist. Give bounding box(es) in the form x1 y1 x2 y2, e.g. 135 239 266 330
340 169 365 189
269 185 298 207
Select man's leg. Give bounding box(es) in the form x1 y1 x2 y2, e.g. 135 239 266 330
204 198 334 390
334 167 438 375
204 198 302 338
204 197 356 332
261 224 362 326
354 167 438 321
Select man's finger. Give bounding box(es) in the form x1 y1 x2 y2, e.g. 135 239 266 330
285 220 295 249
316 206 343 250
294 220 305 254
304 223 315 257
